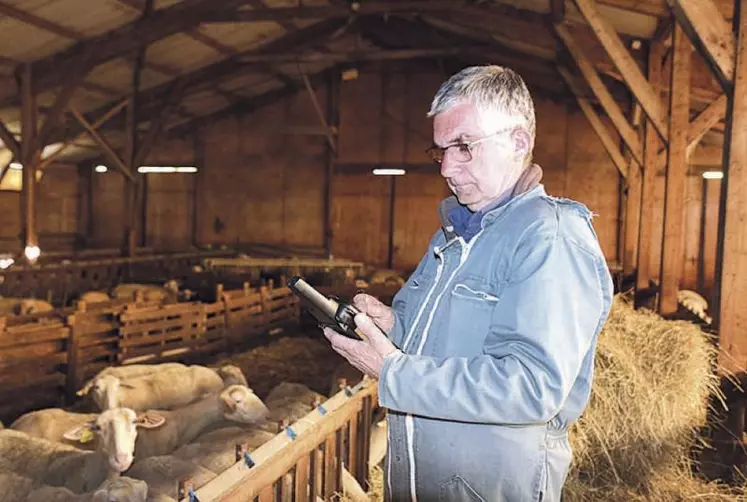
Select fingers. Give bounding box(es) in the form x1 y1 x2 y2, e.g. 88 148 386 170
353 294 391 319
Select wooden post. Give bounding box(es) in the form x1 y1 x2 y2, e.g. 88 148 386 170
19 63 39 260
658 23 692 315
324 69 340 258
713 0 747 373
635 41 667 301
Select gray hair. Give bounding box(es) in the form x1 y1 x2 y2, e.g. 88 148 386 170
428 65 536 157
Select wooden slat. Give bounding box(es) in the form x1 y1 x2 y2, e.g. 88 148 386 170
636 41 667 294
558 65 629 178
659 23 692 315
294 453 310 502
555 24 643 166
687 94 728 158
572 0 669 142
667 0 735 88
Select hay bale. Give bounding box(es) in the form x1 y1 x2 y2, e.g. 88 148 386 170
564 294 740 500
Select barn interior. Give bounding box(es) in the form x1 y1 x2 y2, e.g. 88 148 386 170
0 0 745 500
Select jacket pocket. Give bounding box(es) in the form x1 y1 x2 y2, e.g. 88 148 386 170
439 475 486 502
434 277 499 357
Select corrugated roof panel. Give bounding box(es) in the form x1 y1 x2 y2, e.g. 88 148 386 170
67 86 117 114
154 0 186 9
196 22 287 53
0 17 72 61
181 93 230 116
145 33 224 73
8 0 140 38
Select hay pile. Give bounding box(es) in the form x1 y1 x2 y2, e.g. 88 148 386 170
215 334 346 399
563 294 740 501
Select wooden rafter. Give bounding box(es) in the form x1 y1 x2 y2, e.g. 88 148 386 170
556 23 643 166
573 0 670 143
132 81 187 167
666 0 736 89
0 120 20 159
0 0 257 106
558 65 629 178
69 104 134 182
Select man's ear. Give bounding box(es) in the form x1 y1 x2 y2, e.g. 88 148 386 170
511 128 531 160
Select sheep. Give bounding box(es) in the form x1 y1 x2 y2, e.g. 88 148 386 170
0 471 148 502
110 281 193 304
0 297 54 316
213 364 249 387
0 409 162 493
677 289 713 324
85 365 226 412
78 291 111 305
76 363 189 399
122 455 217 502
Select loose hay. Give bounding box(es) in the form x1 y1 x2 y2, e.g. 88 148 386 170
564 294 739 500
215 334 347 399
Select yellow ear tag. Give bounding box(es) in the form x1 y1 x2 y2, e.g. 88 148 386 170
79 428 94 443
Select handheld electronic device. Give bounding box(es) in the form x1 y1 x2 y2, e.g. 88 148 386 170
287 276 366 341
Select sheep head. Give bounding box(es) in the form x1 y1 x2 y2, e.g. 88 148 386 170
219 384 270 424
64 408 166 473
92 476 148 502
91 374 122 410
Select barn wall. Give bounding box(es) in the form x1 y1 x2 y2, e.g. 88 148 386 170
0 164 81 253
88 137 196 250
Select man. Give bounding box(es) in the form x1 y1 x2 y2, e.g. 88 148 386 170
323 65 613 502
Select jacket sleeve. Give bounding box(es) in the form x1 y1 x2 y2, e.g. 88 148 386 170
377 231 610 425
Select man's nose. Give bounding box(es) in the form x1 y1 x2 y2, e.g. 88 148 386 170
440 156 461 177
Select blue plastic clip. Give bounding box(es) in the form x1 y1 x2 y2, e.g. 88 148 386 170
188 488 200 502
317 404 327 415
243 451 255 468
285 426 297 440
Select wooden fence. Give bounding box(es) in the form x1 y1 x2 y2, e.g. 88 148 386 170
0 284 300 424
180 377 379 502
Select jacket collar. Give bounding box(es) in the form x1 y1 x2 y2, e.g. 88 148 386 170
438 184 546 241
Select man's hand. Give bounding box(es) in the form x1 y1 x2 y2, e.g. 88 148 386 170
352 293 395 334
323 312 401 379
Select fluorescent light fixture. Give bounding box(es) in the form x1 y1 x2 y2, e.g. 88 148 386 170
373 168 406 176
702 170 724 179
138 166 198 174
95 165 108 173
24 245 40 263
9 162 22 170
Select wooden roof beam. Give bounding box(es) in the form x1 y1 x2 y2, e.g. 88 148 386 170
558 65 629 179
556 23 643 166
666 0 736 90
1 0 256 105
572 0 669 143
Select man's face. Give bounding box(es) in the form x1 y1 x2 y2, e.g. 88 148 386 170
433 100 526 212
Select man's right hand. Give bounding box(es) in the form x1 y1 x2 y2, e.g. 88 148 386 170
352 293 395 334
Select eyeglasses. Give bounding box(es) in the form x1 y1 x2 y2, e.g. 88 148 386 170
425 127 515 164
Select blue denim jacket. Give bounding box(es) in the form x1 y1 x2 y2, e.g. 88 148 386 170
377 185 613 502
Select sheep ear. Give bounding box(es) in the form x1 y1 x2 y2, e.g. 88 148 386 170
135 411 166 429
119 382 136 389
63 424 96 443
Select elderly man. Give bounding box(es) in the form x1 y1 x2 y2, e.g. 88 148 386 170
323 65 613 502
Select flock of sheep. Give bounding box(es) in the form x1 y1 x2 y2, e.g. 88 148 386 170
0 361 384 502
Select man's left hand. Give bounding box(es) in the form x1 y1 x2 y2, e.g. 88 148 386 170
323 312 401 379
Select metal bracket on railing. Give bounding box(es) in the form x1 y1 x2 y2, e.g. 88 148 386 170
235 444 255 469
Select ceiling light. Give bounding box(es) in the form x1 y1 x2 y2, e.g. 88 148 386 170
373 168 406 176
138 166 198 174
95 165 108 173
702 170 723 179
24 245 40 263
9 162 22 170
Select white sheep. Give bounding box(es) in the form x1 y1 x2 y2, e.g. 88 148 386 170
0 409 162 493
86 365 226 411
76 363 189 398
110 281 192 304
78 291 112 305
0 297 54 316
677 289 713 324
0 471 148 502
122 455 217 501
